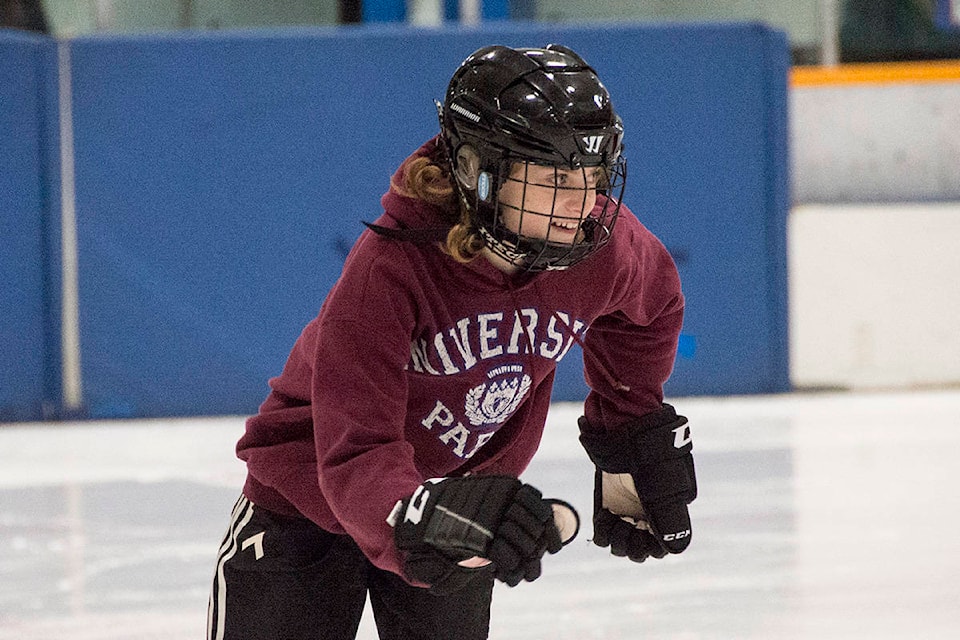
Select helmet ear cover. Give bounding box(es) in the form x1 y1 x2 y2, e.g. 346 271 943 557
453 145 482 191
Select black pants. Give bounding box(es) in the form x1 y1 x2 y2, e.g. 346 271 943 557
207 495 494 640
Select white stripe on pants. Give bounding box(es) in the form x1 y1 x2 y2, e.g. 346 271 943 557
207 495 255 640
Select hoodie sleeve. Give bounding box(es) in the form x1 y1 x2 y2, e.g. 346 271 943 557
310 234 427 575
582 215 684 431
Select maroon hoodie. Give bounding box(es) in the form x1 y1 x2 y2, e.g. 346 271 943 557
237 138 684 578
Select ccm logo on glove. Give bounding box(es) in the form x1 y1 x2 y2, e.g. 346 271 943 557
401 484 431 525
672 423 692 449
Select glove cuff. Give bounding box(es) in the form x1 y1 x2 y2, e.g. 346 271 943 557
579 404 688 472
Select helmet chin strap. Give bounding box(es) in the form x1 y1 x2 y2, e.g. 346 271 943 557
477 227 535 271
478 222 596 273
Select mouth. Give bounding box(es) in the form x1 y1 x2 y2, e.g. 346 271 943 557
547 219 582 240
550 218 581 232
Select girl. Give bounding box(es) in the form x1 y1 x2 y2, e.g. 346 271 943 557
208 44 696 640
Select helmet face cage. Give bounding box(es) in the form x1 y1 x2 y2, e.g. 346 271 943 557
474 156 626 271
439 44 628 272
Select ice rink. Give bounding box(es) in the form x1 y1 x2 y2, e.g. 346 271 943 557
2 389 959 639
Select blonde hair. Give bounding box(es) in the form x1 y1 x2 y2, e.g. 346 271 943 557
392 153 485 264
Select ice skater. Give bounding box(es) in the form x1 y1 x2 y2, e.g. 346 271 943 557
207 43 697 640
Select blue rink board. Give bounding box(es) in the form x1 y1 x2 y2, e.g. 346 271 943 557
0 32 60 421
67 22 789 418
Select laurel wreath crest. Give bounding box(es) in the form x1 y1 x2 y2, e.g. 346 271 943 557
464 375 532 426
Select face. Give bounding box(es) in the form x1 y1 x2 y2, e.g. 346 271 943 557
496 163 601 245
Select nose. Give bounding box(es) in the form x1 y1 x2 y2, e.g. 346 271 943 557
558 177 597 217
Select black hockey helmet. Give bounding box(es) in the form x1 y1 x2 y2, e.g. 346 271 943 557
438 44 626 271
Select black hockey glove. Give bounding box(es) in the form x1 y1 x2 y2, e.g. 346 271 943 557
579 404 696 562
388 476 578 594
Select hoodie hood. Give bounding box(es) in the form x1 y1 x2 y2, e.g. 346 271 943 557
378 136 455 233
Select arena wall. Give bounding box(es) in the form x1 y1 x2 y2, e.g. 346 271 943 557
3 22 792 419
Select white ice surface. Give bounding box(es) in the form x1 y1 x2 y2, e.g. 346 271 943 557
1 390 959 639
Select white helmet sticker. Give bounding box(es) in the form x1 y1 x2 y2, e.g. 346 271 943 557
477 171 492 202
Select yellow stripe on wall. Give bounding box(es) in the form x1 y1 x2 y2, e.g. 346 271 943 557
791 60 960 86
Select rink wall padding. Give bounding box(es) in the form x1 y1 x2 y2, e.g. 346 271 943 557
1 22 789 419
0 33 60 422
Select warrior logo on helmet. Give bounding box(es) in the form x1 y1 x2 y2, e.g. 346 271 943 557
582 135 605 154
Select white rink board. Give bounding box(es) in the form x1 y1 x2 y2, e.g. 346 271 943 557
789 203 960 390
791 81 960 202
